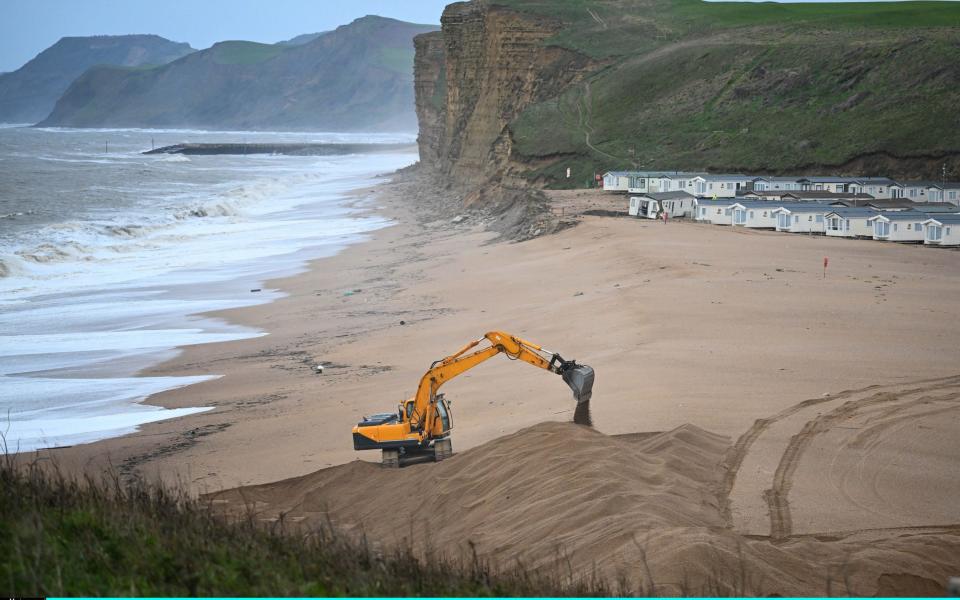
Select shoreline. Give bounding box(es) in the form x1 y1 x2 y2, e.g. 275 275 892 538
42 183 960 497
38 173 450 487
1 138 411 454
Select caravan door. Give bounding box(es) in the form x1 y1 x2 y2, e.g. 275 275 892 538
639 199 658 219
733 207 747 225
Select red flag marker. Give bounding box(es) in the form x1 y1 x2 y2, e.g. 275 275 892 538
823 256 829 279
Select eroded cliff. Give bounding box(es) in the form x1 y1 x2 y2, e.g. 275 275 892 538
414 1 597 206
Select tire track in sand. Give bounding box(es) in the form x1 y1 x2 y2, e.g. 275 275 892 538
721 375 960 539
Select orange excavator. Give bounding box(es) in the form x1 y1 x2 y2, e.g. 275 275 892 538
352 331 594 467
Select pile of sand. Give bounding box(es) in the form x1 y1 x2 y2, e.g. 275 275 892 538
209 418 960 596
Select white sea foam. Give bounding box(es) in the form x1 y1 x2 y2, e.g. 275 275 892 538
31 126 417 144
0 129 417 453
1 375 216 452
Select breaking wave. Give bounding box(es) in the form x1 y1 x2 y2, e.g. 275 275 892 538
0 178 291 279
159 154 190 163
0 210 36 220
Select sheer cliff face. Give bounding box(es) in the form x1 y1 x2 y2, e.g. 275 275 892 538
413 31 447 170
414 1 596 196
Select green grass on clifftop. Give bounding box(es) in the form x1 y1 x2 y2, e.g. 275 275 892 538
0 459 614 596
496 0 960 185
501 0 960 58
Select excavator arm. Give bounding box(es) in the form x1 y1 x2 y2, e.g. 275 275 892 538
408 331 594 434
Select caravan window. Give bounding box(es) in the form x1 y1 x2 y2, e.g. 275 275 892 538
915 223 921 230
724 208 732 216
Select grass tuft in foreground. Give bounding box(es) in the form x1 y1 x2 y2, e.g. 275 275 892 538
0 456 617 597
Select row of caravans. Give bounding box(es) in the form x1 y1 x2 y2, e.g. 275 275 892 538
691 199 960 246
603 170 960 203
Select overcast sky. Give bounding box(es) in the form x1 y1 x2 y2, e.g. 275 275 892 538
0 0 450 72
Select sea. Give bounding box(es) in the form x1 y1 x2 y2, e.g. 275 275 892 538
0 124 417 453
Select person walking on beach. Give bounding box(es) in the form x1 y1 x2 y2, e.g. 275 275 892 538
662 210 668 224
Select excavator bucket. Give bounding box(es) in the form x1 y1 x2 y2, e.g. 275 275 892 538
562 364 594 404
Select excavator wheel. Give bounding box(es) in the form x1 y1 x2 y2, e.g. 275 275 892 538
434 438 453 462
382 449 400 469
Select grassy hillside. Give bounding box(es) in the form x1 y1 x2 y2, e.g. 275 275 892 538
0 35 193 124
0 460 612 596
210 41 286 65
40 16 439 132
498 0 960 185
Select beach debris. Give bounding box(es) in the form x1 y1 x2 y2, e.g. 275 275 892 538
573 291 584 296
451 215 467 224
315 364 325 374
250 288 262 292
343 288 362 296
400 320 406 325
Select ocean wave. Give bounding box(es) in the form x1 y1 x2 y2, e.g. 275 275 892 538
17 241 98 264
0 255 28 278
30 126 417 143
159 154 190 162
0 210 36 220
35 155 139 165
0 182 273 274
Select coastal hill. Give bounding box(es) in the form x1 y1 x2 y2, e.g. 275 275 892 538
414 0 960 191
277 32 327 46
0 35 193 124
40 16 439 132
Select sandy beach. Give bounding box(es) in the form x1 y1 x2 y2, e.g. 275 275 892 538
44 180 960 594
50 182 960 481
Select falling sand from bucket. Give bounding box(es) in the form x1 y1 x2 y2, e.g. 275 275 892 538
573 400 592 427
